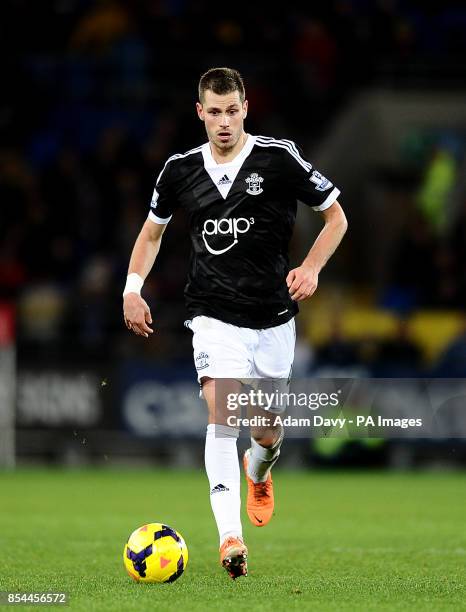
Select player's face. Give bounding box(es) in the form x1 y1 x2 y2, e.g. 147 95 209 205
196 90 248 152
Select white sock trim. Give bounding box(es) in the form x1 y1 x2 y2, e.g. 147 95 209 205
247 428 284 483
207 423 240 438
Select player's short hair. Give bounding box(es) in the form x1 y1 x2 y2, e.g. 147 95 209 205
198 67 245 103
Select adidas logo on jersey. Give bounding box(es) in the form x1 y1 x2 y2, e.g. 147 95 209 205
210 483 230 495
217 174 232 185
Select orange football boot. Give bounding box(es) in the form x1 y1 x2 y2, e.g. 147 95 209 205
243 448 274 527
219 536 248 579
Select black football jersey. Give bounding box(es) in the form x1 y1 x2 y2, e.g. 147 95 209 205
149 135 340 329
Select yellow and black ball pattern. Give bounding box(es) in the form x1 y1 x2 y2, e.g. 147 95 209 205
123 522 188 583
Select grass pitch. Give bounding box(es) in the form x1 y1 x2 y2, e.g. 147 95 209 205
0 468 464 611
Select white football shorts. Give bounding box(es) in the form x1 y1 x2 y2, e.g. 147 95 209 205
187 315 295 382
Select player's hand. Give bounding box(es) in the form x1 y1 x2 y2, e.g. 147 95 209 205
123 293 153 338
286 264 319 301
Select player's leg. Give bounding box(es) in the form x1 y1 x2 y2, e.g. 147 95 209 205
203 377 243 544
188 316 253 578
203 377 248 578
243 318 295 526
243 414 283 527
248 418 283 481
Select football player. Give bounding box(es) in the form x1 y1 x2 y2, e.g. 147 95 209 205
123 67 347 579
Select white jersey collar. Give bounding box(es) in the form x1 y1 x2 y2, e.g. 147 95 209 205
201 134 256 200
202 134 256 169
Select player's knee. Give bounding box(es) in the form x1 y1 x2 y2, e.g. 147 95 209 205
202 377 232 425
251 428 280 448
201 377 216 418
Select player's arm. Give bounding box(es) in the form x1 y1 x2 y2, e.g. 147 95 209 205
123 219 167 337
287 200 347 301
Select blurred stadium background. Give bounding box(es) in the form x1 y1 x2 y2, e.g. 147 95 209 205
1 0 466 470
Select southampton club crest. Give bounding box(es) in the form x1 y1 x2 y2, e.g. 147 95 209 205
245 172 264 195
195 351 210 371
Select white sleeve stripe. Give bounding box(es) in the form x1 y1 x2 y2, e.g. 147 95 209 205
148 210 172 224
255 139 312 172
149 146 202 219
311 188 340 211
255 136 313 171
155 165 167 187
256 135 311 170
255 137 313 172
155 145 203 185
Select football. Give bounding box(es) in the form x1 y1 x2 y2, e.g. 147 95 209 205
123 522 188 583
